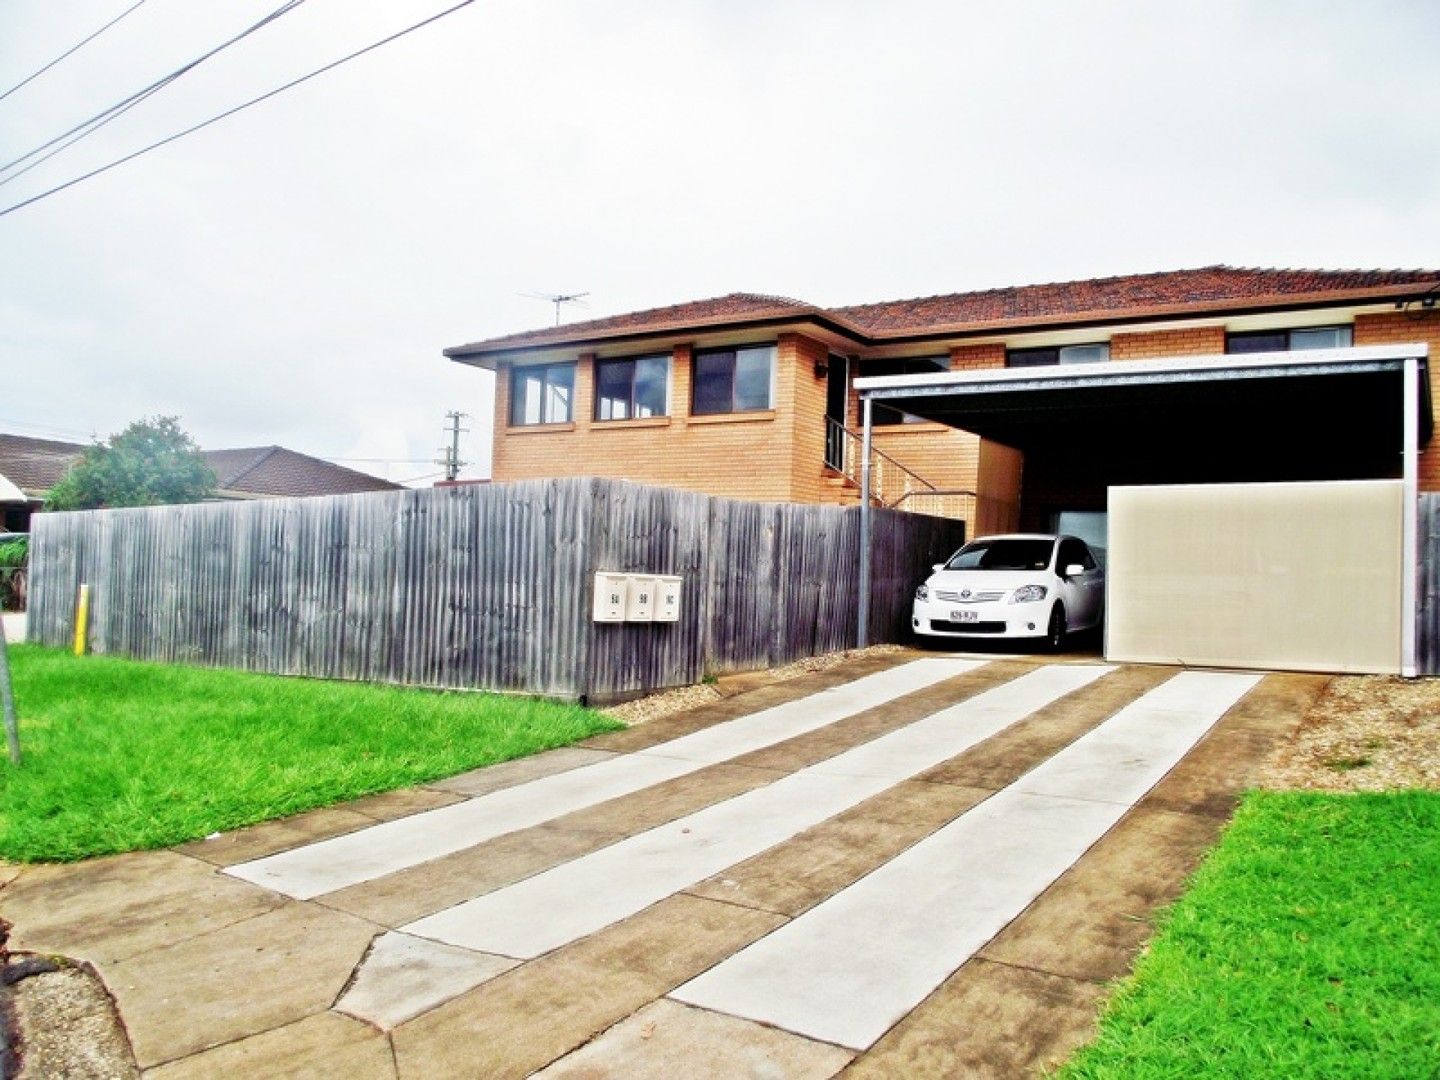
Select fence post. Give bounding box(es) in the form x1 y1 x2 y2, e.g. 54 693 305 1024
857 396 873 648
0 618 19 765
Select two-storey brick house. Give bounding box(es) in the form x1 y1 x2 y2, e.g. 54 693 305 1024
445 266 1440 541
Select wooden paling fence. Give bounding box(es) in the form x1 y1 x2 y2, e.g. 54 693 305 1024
27 478 966 700
1417 493 1440 676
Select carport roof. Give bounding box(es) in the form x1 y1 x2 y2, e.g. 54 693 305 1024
853 343 1432 450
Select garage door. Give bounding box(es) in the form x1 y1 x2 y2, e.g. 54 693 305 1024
1105 480 1404 674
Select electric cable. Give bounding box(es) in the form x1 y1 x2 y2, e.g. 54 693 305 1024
0 0 150 104
0 0 308 188
0 0 478 219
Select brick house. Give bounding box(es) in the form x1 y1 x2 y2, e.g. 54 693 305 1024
445 266 1440 541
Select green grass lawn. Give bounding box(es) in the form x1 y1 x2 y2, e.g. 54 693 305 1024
0 645 621 863
1059 790 1440 1079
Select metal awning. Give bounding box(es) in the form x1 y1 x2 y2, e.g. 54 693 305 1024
854 344 1432 447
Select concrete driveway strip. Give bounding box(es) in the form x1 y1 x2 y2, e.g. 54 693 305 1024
400 663 1114 958
224 659 980 899
671 669 1262 1050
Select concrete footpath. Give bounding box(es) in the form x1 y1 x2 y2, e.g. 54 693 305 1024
0 652 1329 1078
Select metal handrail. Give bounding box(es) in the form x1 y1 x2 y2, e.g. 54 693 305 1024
824 417 940 499
886 488 978 510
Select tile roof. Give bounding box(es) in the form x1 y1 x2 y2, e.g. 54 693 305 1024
204 447 402 497
833 266 1440 334
447 266 1440 355
0 435 400 500
0 434 84 494
446 292 834 355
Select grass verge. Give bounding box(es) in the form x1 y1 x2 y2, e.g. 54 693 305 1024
0 646 621 862
1059 790 1440 1079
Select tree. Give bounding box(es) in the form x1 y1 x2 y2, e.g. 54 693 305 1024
46 416 216 511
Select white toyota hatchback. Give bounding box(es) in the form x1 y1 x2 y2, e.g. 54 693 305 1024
911 533 1105 649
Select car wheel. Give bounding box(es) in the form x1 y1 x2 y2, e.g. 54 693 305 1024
1046 603 1067 652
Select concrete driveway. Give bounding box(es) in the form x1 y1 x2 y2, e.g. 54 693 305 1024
0 653 1328 1078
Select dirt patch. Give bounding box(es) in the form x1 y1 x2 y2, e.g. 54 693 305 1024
1258 675 1440 792
601 645 910 726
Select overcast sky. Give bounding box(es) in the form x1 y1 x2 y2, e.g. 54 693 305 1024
2 0 1436 483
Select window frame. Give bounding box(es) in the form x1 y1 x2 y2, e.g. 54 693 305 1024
593 353 672 422
1225 325 1353 354
509 361 576 427
869 356 950 426
1005 342 1111 369
690 343 777 416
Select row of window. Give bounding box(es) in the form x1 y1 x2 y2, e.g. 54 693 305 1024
510 345 776 427
511 325 1357 426
1003 326 1353 369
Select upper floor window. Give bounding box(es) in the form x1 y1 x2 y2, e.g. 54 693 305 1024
1006 343 1110 368
1226 326 1352 354
595 354 670 420
692 344 775 415
510 361 575 425
869 356 949 425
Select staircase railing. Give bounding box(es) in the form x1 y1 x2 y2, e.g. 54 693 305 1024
824 418 977 523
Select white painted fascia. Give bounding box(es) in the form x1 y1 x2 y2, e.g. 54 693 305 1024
855 342 1431 394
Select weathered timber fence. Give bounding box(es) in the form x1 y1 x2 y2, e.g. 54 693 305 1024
1418 493 1440 676
28 478 966 700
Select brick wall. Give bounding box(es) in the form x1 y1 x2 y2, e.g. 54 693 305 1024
1355 311 1440 491
490 337 823 502
1111 326 1226 360
949 342 1006 370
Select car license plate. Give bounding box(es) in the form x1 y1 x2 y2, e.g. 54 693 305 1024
950 609 979 623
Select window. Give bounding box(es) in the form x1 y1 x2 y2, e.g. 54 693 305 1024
595 354 670 420
1006 343 1111 368
869 356 949 425
692 345 775 415
1226 326 1352 354
1057 537 1097 572
510 362 575 425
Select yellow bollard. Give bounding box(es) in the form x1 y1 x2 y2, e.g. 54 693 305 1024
73 582 90 657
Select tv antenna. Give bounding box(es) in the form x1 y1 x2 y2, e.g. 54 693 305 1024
520 291 590 325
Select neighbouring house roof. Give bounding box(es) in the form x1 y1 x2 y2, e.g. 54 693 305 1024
0 434 86 495
446 266 1440 358
204 446 402 497
0 434 401 503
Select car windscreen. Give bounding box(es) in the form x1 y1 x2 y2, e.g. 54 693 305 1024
945 539 1054 572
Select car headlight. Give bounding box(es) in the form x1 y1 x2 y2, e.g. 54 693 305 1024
1010 585 1047 604
915 584 929 602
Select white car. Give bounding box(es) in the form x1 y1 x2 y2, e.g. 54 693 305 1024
911 533 1105 649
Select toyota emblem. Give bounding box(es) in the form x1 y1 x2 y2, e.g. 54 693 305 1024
960 589 971 599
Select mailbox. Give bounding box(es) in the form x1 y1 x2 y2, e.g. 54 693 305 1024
625 575 656 622
654 575 682 623
592 573 628 623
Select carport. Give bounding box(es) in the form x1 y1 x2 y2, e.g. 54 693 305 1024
854 343 1431 675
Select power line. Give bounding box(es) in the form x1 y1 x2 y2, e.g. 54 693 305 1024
0 0 479 220
0 0 309 189
319 456 434 465
0 0 150 105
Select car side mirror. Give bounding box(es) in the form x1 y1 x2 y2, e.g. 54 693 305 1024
932 563 945 573
1063 563 1085 578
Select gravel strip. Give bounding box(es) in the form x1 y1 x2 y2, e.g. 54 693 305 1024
602 645 909 726
1258 675 1440 792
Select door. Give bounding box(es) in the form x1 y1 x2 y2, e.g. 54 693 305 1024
1056 536 1104 628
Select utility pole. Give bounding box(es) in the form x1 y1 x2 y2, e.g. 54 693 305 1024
436 411 469 481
